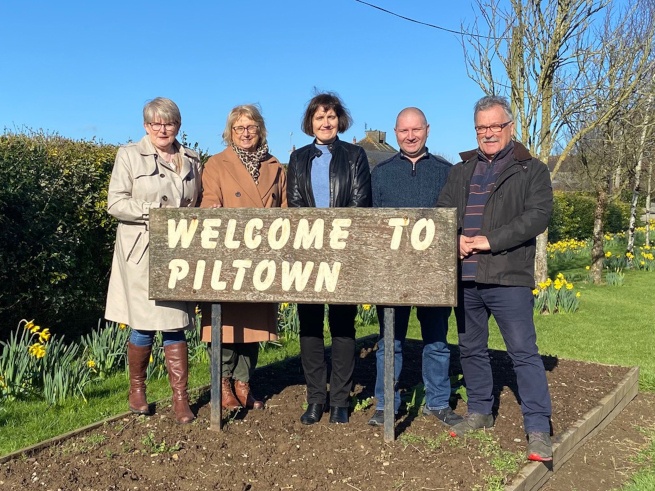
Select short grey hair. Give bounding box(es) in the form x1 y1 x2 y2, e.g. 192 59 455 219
143 97 182 125
474 95 513 122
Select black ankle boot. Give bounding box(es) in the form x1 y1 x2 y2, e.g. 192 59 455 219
300 403 324 425
329 406 349 424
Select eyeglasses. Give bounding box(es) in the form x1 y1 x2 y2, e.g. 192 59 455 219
148 122 177 132
474 121 512 134
232 125 259 135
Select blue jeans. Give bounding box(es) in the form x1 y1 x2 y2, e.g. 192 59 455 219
129 329 186 347
375 306 452 412
455 283 552 433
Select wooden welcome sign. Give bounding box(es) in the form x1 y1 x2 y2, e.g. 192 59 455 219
149 207 457 439
149 207 457 306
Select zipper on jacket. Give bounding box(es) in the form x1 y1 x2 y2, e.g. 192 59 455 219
412 162 416 177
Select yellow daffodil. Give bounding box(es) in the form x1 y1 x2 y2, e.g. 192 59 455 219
626 252 634 260
280 303 289 309
118 323 127 330
28 343 46 359
576 292 581 298
605 251 612 258
87 360 97 369
362 304 371 311
24 320 40 333
532 289 539 296
585 266 590 270
38 328 51 343
566 283 574 290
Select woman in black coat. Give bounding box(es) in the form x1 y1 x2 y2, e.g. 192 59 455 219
286 92 371 424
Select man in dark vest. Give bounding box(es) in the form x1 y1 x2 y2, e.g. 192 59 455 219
437 95 553 462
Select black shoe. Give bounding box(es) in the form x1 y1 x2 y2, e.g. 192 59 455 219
300 403 324 425
329 406 349 424
368 409 385 426
422 406 465 427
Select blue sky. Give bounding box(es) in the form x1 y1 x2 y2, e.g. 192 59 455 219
1 1 485 163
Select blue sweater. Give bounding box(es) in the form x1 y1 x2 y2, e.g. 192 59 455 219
371 151 452 208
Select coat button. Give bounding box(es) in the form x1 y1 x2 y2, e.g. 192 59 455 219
162 196 168 202
235 192 241 197
272 193 276 200
160 173 165 178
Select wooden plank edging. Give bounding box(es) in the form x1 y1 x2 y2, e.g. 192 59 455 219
505 366 639 491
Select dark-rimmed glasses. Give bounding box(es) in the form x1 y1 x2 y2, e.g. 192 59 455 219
474 121 512 134
148 122 178 132
233 125 259 135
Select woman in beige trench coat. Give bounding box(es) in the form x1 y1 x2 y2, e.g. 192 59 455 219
200 104 287 410
105 97 202 424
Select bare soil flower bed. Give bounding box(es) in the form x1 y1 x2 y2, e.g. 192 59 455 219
0 336 639 490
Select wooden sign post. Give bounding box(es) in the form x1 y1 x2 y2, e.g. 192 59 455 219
150 207 457 440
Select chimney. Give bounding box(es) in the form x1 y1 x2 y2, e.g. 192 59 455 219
365 130 386 144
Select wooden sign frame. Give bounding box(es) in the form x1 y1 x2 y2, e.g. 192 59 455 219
149 207 458 440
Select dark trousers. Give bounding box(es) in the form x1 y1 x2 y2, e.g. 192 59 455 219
298 304 357 407
456 283 552 433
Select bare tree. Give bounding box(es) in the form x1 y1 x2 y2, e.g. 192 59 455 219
461 0 654 282
561 4 655 283
626 75 655 253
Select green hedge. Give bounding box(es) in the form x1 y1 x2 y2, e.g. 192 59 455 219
0 132 117 339
549 191 631 242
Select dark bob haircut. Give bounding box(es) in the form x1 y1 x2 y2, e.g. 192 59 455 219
300 92 353 137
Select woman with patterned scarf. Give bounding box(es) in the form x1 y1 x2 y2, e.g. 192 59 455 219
200 104 287 411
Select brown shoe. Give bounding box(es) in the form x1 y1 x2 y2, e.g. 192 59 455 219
163 342 195 424
234 380 264 410
127 343 151 415
221 377 242 410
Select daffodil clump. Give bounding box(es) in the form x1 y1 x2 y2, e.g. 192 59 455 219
0 320 128 404
533 274 581 314
80 320 130 380
602 250 629 272
0 317 207 405
547 238 589 261
635 245 655 272
0 320 52 399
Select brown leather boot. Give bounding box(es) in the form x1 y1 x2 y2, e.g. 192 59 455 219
163 342 195 424
234 380 264 410
222 377 242 410
127 343 151 415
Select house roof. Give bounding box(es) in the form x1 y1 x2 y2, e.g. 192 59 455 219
354 130 397 169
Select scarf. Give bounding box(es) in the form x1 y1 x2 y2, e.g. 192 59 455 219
231 141 270 185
